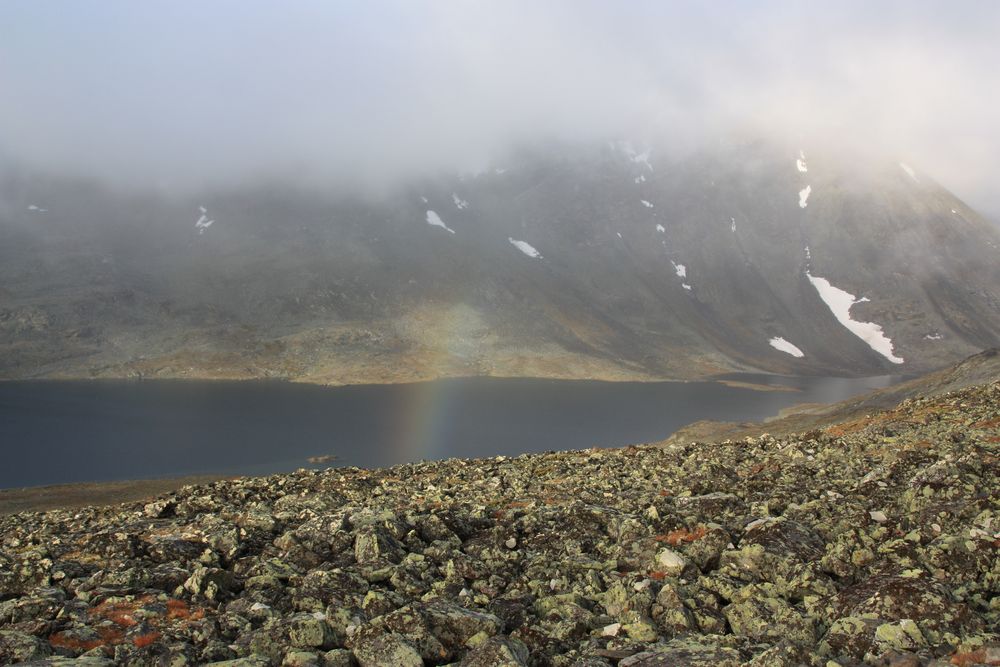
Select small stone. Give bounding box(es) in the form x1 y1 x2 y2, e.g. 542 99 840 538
505 537 517 549
870 511 888 523
602 622 621 637
282 651 321 667
654 548 687 575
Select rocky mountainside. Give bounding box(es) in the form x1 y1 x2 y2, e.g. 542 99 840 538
1 375 998 665
2 139 1000 383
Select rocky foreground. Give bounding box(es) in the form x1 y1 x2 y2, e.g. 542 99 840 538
2 383 999 666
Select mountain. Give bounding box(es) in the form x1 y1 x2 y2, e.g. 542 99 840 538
2 139 999 383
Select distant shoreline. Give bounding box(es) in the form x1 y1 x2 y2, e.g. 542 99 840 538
0 474 235 516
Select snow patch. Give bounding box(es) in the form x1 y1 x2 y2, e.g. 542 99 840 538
509 237 542 259
425 210 455 234
452 193 469 210
616 232 623 239
640 199 653 208
806 272 904 364
195 206 214 235
655 224 665 233
730 217 736 233
799 185 812 208
420 196 428 204
634 174 646 184
681 283 692 291
924 332 943 341
617 141 653 171
494 168 507 175
769 337 805 358
899 162 919 183
804 246 811 260
672 262 687 279
26 204 47 212
796 150 808 173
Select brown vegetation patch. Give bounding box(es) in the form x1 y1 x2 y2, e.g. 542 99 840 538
655 526 708 546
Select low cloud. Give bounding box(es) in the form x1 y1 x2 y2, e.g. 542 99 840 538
1 1 998 214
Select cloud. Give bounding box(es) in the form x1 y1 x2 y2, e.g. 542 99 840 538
1 1 998 213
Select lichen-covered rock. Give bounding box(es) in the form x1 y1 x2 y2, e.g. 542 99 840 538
723 586 815 645
653 548 686 576
0 629 51 663
617 638 741 666
459 635 530 666
352 632 423 667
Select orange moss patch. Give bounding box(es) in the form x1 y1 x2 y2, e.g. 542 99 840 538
49 628 120 652
132 631 162 648
950 648 1000 666
648 570 668 581
49 596 203 652
655 526 708 546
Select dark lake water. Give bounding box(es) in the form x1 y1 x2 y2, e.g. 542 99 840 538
0 374 900 489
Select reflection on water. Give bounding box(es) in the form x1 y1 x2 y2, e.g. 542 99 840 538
0 374 901 488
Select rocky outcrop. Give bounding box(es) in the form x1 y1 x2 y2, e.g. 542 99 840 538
0 381 998 665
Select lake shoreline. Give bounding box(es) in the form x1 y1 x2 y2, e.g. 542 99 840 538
0 374 899 492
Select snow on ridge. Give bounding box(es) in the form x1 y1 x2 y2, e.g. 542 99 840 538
799 185 812 208
804 246 811 261
617 141 653 171
452 193 469 210
671 261 687 279
425 210 455 234
509 237 542 259
195 206 214 235
655 224 665 233
796 150 808 173
640 200 654 208
899 162 919 183
769 336 805 358
806 272 904 364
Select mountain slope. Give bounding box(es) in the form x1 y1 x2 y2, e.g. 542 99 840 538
2 139 999 383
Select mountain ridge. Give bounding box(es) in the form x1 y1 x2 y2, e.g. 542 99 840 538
2 139 999 384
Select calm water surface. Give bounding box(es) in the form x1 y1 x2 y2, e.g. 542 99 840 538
0 374 900 488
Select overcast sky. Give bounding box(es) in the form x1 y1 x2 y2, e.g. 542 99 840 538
1 1 998 214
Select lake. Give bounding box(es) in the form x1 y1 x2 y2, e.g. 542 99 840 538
0 374 899 489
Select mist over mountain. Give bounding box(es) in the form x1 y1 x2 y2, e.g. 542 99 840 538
2 137 998 383
2 2 1000 218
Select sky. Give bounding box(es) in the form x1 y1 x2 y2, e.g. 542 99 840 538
1 1 998 214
